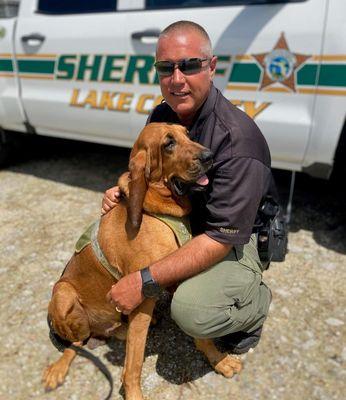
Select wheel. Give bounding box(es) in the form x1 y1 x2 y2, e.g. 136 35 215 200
0 130 12 167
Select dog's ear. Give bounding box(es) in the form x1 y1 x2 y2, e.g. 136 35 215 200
127 149 149 231
153 143 163 180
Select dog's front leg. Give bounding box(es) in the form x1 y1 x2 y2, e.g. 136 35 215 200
42 341 81 390
122 298 156 400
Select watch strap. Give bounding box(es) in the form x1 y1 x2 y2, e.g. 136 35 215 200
140 266 153 285
140 267 161 298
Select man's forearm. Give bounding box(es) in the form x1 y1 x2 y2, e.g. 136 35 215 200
150 234 232 287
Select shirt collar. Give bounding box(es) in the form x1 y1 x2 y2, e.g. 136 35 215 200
188 84 218 141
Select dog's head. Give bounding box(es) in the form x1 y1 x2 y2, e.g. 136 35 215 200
126 122 213 230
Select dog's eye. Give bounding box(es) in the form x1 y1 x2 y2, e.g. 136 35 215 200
164 136 176 152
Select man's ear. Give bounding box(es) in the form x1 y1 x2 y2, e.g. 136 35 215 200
210 55 217 79
127 149 148 231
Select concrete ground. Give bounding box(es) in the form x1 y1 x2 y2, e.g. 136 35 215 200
0 136 345 400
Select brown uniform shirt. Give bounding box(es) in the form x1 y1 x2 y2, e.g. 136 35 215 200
148 84 272 245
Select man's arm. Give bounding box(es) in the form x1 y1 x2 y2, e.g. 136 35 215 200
108 234 232 314
150 233 231 286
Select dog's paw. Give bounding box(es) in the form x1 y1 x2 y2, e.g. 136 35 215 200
42 361 69 390
213 353 242 378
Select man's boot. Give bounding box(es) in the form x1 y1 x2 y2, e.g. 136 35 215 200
220 325 263 354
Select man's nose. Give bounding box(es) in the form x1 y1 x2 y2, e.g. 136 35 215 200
172 66 186 85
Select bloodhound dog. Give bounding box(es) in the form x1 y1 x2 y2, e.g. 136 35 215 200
43 122 242 400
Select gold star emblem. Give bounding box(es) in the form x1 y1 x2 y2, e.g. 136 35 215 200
252 32 311 92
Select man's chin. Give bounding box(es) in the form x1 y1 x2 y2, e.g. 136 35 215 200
167 97 193 112
175 104 198 123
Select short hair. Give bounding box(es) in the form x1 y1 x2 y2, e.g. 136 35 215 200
158 20 213 58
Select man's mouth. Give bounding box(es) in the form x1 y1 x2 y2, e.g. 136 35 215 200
171 91 190 97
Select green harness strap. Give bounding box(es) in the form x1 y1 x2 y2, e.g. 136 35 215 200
149 213 192 246
75 219 122 280
74 214 191 278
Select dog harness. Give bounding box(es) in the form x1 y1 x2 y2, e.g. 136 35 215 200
147 213 192 247
75 214 192 280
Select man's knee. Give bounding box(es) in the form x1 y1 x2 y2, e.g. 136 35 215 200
170 288 232 339
171 297 213 338
170 269 272 338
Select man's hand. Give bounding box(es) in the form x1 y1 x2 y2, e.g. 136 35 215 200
107 271 144 315
101 186 121 215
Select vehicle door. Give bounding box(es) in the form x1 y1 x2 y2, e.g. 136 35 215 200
124 0 327 172
0 0 26 132
14 0 134 146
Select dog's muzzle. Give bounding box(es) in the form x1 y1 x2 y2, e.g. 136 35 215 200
171 150 213 196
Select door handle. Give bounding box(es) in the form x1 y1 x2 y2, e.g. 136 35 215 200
131 29 160 44
21 33 45 47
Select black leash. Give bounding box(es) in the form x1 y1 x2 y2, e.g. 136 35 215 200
47 315 114 400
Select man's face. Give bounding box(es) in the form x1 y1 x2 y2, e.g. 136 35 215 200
156 30 217 125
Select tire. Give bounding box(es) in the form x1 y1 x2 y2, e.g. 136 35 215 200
330 121 346 185
0 130 12 167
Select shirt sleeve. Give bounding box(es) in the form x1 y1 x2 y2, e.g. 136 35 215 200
204 156 270 245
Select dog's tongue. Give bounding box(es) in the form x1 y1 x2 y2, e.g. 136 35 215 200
196 175 209 186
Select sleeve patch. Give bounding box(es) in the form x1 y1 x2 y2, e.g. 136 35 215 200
218 227 240 235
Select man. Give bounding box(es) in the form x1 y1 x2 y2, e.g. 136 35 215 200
103 21 272 354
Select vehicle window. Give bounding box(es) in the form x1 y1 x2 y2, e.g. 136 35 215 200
118 0 144 11
37 0 117 15
145 0 306 9
0 0 20 18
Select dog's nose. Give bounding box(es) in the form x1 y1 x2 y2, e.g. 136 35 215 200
198 150 213 165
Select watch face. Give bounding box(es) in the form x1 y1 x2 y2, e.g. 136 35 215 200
143 281 160 298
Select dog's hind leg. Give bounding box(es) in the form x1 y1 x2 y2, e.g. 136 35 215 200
42 342 81 390
122 298 156 400
194 338 242 378
44 281 91 391
48 281 91 342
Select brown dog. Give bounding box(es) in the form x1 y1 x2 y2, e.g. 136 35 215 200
43 122 242 400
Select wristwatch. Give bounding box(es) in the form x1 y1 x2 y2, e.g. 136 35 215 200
140 267 161 298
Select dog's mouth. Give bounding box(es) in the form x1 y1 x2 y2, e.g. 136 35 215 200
170 164 212 196
168 148 213 196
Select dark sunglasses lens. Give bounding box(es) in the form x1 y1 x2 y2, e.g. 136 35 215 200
155 58 206 76
180 59 203 75
155 61 174 76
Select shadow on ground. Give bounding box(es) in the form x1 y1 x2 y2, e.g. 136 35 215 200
273 169 346 254
6 134 346 255
7 134 130 192
104 294 212 387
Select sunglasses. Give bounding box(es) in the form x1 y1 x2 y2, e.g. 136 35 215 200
154 58 210 76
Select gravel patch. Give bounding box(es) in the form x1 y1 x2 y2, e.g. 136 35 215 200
0 136 345 400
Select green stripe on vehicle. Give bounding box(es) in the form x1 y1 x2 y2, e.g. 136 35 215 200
297 65 318 86
216 55 231 75
318 65 346 87
229 63 261 84
18 59 55 74
0 59 13 72
297 64 346 87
